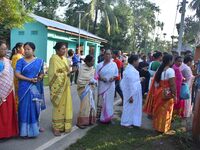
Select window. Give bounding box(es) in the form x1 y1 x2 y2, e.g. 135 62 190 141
18 31 24 35
31 30 38 35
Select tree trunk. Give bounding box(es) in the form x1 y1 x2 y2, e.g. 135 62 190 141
93 7 98 34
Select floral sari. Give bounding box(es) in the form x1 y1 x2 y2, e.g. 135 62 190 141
16 58 45 137
48 54 72 133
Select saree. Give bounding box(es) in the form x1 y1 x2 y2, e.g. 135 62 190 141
77 64 96 126
172 64 184 117
16 58 45 137
192 89 200 142
95 61 118 123
48 54 72 132
153 80 174 133
143 78 156 116
11 53 23 111
181 64 194 118
0 57 18 138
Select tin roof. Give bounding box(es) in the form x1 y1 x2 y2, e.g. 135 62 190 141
30 14 106 42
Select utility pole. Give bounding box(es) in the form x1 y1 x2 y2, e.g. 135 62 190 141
177 0 187 54
76 11 85 52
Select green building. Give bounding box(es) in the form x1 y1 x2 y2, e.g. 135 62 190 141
11 14 106 65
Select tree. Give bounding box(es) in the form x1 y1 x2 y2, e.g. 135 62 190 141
183 17 200 43
0 0 32 29
98 1 133 50
33 0 67 20
64 0 92 31
129 0 160 52
190 0 200 19
85 0 118 35
0 0 33 43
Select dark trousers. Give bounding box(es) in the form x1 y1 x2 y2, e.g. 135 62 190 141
70 66 79 84
115 80 123 102
140 70 150 96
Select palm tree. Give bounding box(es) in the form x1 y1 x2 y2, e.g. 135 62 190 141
190 0 200 19
84 0 118 35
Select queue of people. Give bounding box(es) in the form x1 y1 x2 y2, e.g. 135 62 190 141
1 40 200 142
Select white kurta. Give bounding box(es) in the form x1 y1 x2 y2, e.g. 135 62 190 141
120 64 143 127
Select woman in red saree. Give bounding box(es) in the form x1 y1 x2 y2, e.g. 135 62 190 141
144 54 176 133
0 40 18 138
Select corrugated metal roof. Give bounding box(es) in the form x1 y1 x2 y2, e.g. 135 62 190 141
30 14 106 42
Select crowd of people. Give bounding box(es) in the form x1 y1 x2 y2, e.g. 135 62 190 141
0 40 200 143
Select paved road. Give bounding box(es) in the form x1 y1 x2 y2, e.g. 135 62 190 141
0 85 81 150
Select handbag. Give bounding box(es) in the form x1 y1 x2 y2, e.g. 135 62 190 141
180 83 190 100
162 71 173 100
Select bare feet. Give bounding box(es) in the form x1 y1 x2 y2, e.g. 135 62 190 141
39 127 45 132
53 129 61 136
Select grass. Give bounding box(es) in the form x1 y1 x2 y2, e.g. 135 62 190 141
67 119 199 150
43 75 49 86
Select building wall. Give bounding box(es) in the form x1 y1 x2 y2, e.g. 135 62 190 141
11 22 48 62
68 43 77 51
11 21 102 66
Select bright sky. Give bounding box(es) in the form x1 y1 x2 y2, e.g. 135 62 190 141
151 0 195 41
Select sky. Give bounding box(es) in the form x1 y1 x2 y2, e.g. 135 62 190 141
150 0 195 41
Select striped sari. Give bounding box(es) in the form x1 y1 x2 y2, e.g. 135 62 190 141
77 64 96 126
0 57 18 138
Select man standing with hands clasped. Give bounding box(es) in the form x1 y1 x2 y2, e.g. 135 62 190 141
120 55 144 128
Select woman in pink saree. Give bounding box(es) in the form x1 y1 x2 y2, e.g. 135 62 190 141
96 50 118 123
172 56 184 117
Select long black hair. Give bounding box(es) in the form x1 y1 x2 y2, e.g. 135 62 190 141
154 54 173 83
10 42 23 60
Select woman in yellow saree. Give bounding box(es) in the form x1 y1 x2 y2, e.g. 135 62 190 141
48 42 72 136
145 54 176 133
10 43 24 111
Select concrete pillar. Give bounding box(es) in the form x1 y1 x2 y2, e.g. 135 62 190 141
84 41 89 56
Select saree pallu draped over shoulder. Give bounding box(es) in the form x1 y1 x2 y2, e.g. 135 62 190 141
48 54 72 132
17 58 45 137
95 61 118 123
77 64 96 126
0 58 18 139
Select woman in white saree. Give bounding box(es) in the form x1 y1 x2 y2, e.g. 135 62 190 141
95 50 118 123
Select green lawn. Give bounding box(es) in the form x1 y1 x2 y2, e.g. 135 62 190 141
67 119 198 150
